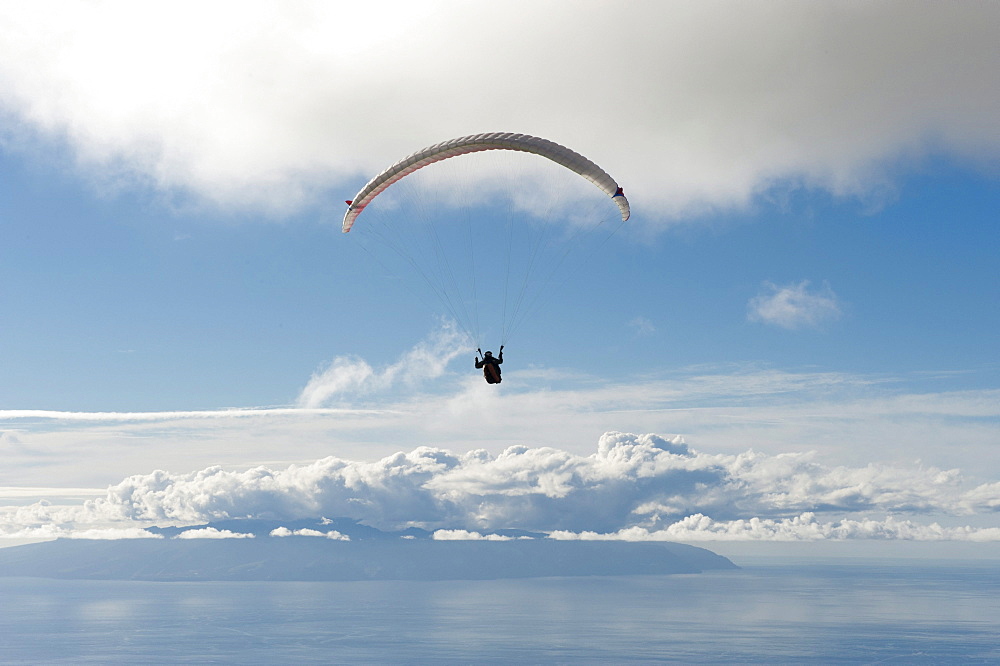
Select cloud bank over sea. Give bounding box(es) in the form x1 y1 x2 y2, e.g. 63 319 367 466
3 432 997 543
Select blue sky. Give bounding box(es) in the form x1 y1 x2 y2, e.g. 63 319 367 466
0 1 998 553
4 151 996 409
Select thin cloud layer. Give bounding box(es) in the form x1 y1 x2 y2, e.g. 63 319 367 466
0 524 163 540
3 432 996 542
4 352 999 493
296 322 469 407
1 2 999 222
748 280 842 329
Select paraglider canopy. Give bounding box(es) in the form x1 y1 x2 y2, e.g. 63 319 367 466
343 132 629 232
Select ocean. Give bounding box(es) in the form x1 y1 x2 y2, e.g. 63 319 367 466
1 561 997 664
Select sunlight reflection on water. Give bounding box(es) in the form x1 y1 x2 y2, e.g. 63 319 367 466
1 563 997 664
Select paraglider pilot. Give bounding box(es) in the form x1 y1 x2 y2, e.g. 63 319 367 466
476 346 504 384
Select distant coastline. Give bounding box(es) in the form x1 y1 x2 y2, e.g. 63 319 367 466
0 518 737 581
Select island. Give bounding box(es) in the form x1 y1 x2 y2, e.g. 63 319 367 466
0 518 737 581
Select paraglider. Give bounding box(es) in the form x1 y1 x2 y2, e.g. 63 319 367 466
343 132 629 383
476 346 504 384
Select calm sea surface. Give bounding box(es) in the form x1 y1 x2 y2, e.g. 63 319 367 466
1 562 997 664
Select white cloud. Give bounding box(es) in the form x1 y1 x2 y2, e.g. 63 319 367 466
0 486 104 500
0 525 162 540
0 408 380 422
550 513 1000 543
433 529 521 541
748 280 842 329
1 2 998 224
174 527 254 539
296 321 469 407
4 432 996 542
3 363 999 496
296 357 377 408
628 316 656 337
65 528 161 539
270 526 349 540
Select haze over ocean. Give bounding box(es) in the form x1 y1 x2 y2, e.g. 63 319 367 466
2 563 998 664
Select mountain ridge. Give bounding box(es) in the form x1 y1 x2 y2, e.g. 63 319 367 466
0 518 738 581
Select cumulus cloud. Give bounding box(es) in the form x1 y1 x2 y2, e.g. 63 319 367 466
174 527 254 539
0 2 998 223
270 526 349 540
433 529 522 541
748 280 842 329
3 432 996 542
550 513 1000 543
